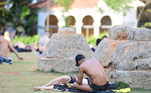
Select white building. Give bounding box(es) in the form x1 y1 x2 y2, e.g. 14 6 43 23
31 0 145 37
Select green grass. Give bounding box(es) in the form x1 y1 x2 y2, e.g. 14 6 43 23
0 52 151 93
0 53 64 93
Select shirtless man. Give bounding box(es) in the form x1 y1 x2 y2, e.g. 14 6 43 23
0 32 23 64
72 54 109 92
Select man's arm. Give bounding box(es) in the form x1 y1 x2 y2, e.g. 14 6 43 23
76 67 84 85
8 42 23 60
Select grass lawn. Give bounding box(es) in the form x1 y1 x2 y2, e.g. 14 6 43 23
0 52 151 93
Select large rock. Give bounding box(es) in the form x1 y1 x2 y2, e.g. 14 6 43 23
95 38 126 66
109 71 151 89
38 32 94 73
95 38 151 70
109 26 134 40
112 40 151 70
95 25 151 89
109 26 151 40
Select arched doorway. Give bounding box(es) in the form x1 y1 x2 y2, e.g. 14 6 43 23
65 16 76 27
45 15 58 37
100 16 112 33
82 15 94 38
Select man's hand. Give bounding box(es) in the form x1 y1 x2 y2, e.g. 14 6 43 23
71 83 79 88
18 56 23 60
77 68 84 85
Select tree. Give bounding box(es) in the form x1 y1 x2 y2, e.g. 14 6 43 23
103 0 133 12
0 0 38 36
138 2 151 28
53 0 73 10
0 0 10 29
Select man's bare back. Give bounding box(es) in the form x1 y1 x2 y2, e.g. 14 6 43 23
72 54 110 92
0 36 11 57
80 58 108 86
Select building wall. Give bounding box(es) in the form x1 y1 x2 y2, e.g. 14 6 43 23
123 8 138 27
37 9 47 36
37 6 139 37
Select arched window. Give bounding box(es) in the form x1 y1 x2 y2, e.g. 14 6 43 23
82 15 94 38
45 15 58 36
100 16 112 33
65 16 76 26
101 16 112 25
83 15 94 25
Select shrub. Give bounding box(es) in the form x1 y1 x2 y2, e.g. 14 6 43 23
144 22 151 29
13 35 40 45
86 32 109 45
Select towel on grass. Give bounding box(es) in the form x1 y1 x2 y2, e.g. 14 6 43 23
53 84 115 93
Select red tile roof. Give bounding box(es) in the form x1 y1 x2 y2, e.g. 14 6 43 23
29 0 54 8
70 0 99 8
30 0 99 9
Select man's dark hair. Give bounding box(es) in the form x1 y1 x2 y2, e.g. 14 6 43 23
96 38 102 46
0 32 4 36
75 54 85 66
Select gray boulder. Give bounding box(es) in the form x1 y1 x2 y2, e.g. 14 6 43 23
95 39 151 70
109 71 151 89
109 26 135 40
38 32 94 73
95 26 151 89
112 40 151 70
134 28 151 41
109 25 151 40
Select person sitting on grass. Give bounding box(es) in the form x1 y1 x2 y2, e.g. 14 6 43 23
34 54 114 92
0 32 23 64
71 54 109 92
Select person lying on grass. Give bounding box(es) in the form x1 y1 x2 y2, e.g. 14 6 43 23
34 54 113 92
0 32 23 64
34 75 90 91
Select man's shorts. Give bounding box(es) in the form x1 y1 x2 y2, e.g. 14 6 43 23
69 75 77 83
87 77 109 91
0 56 13 64
69 75 89 84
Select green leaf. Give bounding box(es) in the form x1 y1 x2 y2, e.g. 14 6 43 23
54 0 73 10
104 0 133 12
20 6 30 20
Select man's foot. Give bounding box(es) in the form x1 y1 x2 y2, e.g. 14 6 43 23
33 86 54 91
33 86 42 91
